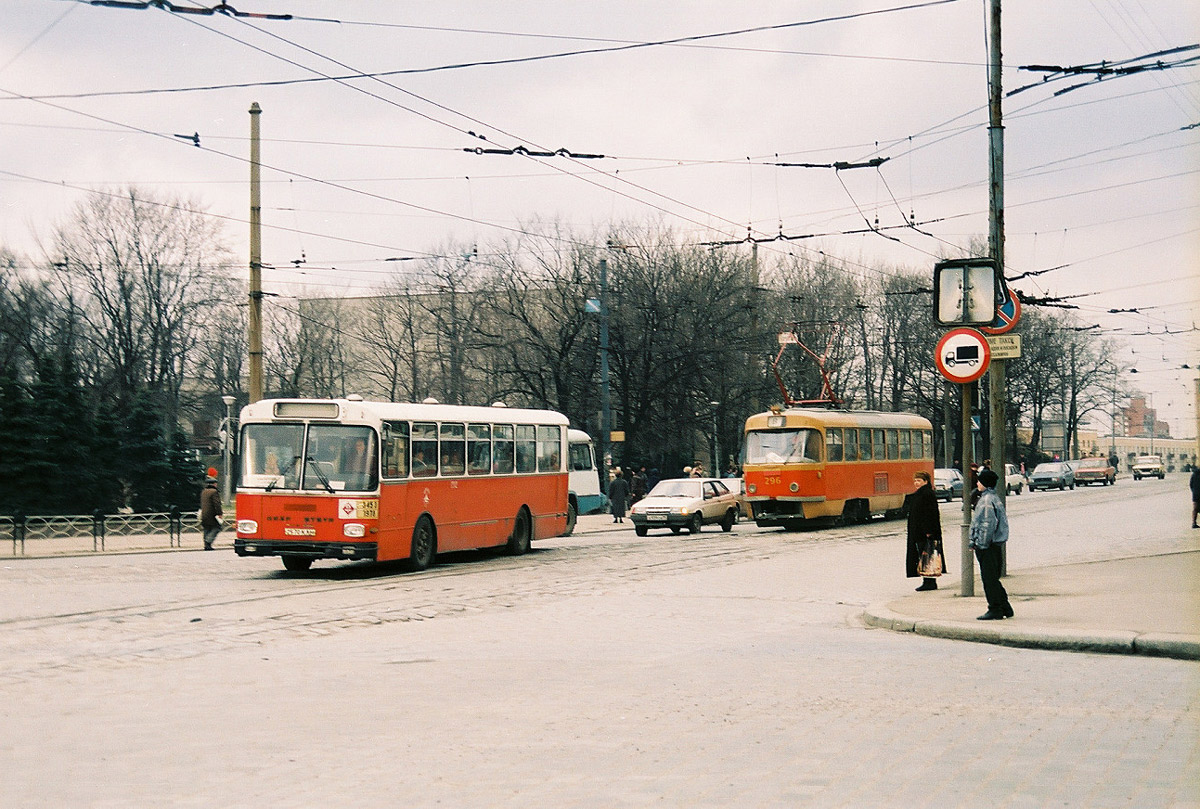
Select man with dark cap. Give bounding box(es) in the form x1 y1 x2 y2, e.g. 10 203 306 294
199 468 223 550
969 467 1014 620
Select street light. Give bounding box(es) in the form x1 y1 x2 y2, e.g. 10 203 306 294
221 395 236 504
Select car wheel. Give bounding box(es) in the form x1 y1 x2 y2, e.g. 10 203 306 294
1016 484 1022 495
406 516 436 572
1159 473 1165 480
1069 482 1075 490
688 513 703 534
720 510 735 532
635 525 648 537
670 526 683 534
281 554 312 572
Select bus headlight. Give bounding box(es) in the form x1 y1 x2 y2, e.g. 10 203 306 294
237 519 258 535
343 523 366 538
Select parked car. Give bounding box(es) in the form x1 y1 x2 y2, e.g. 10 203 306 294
933 468 964 502
1028 461 1075 491
629 477 742 536
1132 455 1166 480
1003 463 1024 495
1074 456 1116 486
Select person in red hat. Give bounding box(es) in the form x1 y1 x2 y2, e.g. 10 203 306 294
199 468 223 550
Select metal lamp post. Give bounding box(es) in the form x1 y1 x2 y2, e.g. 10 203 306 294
221 395 236 504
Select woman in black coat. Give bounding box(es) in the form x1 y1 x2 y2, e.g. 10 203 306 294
906 470 944 591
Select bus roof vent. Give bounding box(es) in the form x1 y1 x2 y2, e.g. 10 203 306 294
491 401 508 408
422 397 439 404
346 394 364 402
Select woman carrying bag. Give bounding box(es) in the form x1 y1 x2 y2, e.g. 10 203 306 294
906 470 944 590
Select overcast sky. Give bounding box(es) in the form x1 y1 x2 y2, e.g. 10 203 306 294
2 0 1197 435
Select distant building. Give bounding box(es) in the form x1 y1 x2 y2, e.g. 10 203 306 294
1121 396 1170 439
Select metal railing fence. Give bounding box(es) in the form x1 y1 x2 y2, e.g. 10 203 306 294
3 509 203 554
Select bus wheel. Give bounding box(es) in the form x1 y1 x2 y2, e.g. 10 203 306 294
406 516 436 572
281 555 312 572
688 513 703 534
507 507 532 555
720 510 736 532
563 500 577 537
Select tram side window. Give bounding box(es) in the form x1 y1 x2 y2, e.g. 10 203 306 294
440 423 466 476
843 428 859 461
873 429 886 460
922 430 933 459
898 429 911 460
467 423 491 475
537 425 562 472
886 429 899 460
858 429 873 461
826 428 844 462
515 425 537 473
412 422 438 478
493 424 515 474
382 421 409 479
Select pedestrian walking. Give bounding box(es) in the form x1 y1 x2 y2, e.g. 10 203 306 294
1190 466 1200 529
631 467 647 505
199 469 223 551
969 468 1014 620
608 470 629 524
906 470 944 591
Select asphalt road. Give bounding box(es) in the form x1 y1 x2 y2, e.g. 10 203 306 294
0 476 1196 807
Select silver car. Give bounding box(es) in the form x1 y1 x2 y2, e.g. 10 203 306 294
629 478 742 536
1029 461 1075 491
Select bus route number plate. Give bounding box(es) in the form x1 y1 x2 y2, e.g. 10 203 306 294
339 499 379 520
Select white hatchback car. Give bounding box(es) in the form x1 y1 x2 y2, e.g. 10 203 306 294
629 478 742 536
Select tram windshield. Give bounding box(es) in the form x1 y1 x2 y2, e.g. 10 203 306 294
743 429 823 465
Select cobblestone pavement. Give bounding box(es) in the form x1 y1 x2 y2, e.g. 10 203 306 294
0 479 1196 807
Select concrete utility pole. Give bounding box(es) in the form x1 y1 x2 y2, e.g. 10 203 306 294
986 0 1008 575
598 256 612 485
248 102 264 403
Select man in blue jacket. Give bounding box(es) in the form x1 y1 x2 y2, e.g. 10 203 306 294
970 468 1014 620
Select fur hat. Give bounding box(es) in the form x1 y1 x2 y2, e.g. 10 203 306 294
977 468 999 489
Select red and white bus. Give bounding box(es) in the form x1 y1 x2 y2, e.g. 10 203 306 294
742 406 934 529
233 397 570 571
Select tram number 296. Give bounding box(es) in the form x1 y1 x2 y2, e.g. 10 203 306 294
763 475 782 486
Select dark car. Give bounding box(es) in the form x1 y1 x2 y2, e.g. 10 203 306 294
933 468 964 502
1029 461 1075 491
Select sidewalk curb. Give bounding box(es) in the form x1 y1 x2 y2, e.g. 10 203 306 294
862 604 1200 661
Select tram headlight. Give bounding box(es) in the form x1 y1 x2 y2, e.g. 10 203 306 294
236 519 258 535
343 523 366 538
747 484 757 493
789 482 800 492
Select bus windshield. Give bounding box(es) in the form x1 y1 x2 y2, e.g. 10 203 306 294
744 429 823 464
241 423 378 492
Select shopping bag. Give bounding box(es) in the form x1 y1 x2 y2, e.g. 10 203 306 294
917 545 943 577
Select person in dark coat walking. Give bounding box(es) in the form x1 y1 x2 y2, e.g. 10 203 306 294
1190 466 1200 529
199 470 223 550
906 470 944 591
608 470 629 523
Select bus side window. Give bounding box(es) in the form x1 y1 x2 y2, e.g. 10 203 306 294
412 422 438 478
826 428 843 462
899 430 911 460
844 428 859 461
382 421 409 479
441 423 466 476
468 423 491 476
537 425 561 472
493 425 515 474
515 425 537 473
